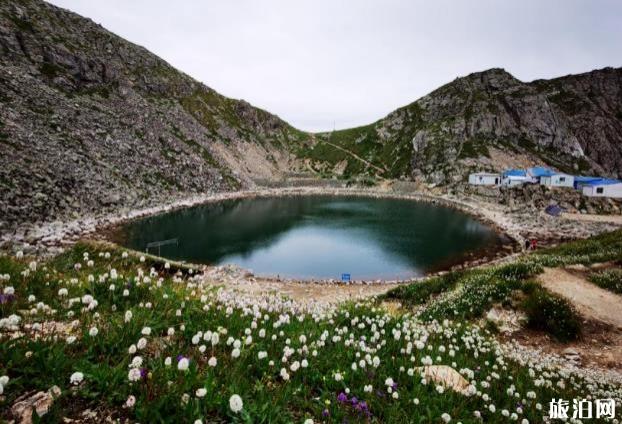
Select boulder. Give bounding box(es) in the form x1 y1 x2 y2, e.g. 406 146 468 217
414 365 471 395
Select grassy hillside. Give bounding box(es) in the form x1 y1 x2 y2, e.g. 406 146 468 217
296 103 425 180
1 232 621 422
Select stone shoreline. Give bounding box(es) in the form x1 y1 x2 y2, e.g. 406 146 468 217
1 185 620 284
0 186 507 247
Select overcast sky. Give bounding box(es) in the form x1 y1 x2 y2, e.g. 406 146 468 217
47 0 622 132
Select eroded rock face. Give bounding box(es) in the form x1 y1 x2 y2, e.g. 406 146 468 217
0 0 305 231
408 67 622 184
1 0 620 233
296 66 621 185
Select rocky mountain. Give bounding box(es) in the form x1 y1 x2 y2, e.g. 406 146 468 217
299 67 622 185
0 0 307 231
1 0 621 233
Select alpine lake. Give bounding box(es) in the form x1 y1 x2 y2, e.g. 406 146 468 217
112 195 510 280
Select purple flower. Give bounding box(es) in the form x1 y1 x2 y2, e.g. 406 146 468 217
337 392 348 403
350 396 358 406
140 368 148 379
0 294 14 304
322 409 330 417
176 354 185 362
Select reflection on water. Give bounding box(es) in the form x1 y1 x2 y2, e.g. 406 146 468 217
116 196 503 280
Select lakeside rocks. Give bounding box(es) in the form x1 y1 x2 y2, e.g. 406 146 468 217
3 186 620 292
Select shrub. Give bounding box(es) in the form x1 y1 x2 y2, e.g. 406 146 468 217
521 285 581 342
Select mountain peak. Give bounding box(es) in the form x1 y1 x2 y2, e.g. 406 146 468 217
459 67 521 90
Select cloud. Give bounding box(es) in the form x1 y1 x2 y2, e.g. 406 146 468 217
47 0 622 131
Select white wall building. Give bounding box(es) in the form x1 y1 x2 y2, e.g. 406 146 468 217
501 175 531 187
468 172 500 186
501 169 532 187
582 181 622 198
540 174 574 188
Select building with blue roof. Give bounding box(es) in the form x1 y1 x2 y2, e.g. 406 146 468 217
540 173 574 188
573 176 603 190
581 178 622 198
527 167 556 179
501 169 531 187
502 169 527 177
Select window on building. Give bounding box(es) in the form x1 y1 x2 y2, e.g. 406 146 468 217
559 177 565 182
596 187 604 194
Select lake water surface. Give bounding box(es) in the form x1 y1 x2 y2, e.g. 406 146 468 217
114 195 506 280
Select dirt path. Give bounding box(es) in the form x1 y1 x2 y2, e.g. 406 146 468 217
524 267 622 370
321 140 387 175
538 267 622 329
562 212 622 225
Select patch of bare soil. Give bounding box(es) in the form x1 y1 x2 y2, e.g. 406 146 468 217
508 320 622 372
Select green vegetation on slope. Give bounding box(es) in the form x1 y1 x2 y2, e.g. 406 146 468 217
521 281 582 343
1 236 620 422
383 229 622 342
589 268 622 295
296 103 424 179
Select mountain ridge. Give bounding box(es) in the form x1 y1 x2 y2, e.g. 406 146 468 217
1 0 621 232
299 66 622 184
0 0 307 230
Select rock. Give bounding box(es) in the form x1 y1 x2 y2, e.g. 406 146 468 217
566 354 581 362
11 386 60 423
414 365 471 395
486 306 526 334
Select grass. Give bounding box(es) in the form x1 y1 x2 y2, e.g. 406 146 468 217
39 62 64 79
589 268 622 295
521 282 581 342
458 137 491 160
382 270 466 307
1 238 621 422
297 103 423 180
383 229 622 341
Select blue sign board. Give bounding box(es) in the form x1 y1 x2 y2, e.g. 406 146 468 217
341 273 351 282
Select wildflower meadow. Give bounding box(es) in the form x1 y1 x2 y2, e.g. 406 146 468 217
1 232 621 422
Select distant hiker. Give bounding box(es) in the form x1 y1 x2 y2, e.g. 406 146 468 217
530 239 537 250
525 239 530 250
